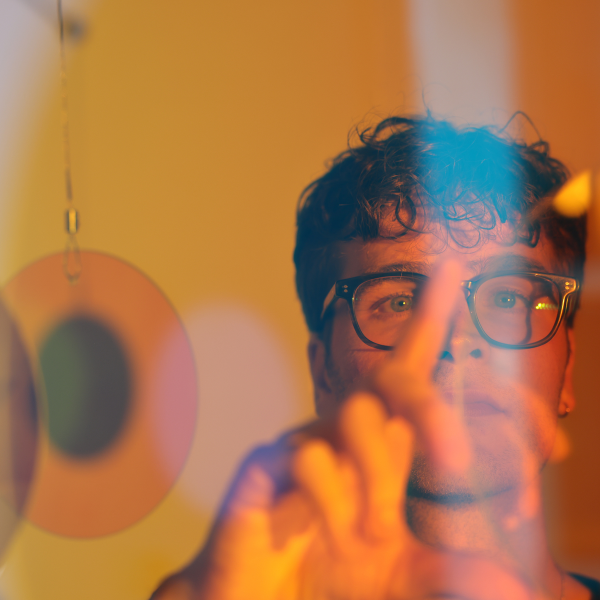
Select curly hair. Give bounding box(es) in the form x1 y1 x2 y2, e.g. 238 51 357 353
294 114 587 334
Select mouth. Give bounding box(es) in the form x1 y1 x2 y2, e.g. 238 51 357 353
441 390 505 418
463 400 504 417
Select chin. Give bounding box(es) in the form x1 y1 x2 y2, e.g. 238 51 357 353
406 449 522 503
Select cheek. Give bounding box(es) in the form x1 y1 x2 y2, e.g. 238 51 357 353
490 349 565 402
327 310 389 398
489 333 568 459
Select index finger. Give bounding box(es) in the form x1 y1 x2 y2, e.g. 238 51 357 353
392 258 465 370
367 259 471 473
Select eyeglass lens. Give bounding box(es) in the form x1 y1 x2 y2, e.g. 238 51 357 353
353 274 561 347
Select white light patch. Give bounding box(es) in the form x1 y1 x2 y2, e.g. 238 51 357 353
178 303 305 512
407 0 514 124
0 0 95 278
0 0 55 275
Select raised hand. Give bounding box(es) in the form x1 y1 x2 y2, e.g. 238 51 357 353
151 261 552 600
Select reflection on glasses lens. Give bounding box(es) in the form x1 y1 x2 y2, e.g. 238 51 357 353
475 275 559 346
352 274 561 348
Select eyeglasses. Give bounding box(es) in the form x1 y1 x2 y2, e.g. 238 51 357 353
320 271 580 350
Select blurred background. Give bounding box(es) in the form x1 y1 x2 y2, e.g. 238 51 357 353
0 0 598 598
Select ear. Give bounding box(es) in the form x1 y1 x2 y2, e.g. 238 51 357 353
308 333 338 418
558 327 576 416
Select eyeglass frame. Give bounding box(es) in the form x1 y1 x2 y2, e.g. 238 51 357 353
320 271 580 351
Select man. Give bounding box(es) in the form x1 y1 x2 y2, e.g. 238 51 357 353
153 115 598 599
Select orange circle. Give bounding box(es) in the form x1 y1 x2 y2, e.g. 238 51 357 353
3 251 197 537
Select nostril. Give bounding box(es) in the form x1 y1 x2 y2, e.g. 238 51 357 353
470 348 482 358
439 350 454 362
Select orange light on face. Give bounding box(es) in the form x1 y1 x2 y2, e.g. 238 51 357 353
3 251 197 538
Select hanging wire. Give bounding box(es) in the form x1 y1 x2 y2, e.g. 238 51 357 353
58 0 81 284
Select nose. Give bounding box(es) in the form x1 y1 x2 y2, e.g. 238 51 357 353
439 294 486 363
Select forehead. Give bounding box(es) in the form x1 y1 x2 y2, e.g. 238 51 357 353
337 223 562 280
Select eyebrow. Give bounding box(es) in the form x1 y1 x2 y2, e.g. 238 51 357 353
362 254 552 278
365 261 433 275
466 253 550 275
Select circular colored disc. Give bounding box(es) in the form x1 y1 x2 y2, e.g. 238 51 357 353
3 251 197 538
0 298 37 557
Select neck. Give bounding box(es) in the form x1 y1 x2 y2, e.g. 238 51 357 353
406 475 562 593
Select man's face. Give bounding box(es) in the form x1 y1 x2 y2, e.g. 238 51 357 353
311 223 576 500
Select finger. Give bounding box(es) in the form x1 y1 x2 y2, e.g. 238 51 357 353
510 386 546 522
385 416 414 508
339 393 413 541
197 446 318 600
517 460 542 521
488 399 545 532
280 418 339 456
416 395 471 474
371 364 471 474
367 259 472 473
223 447 282 517
393 258 465 369
221 428 327 517
292 438 358 554
269 488 316 551
150 576 194 600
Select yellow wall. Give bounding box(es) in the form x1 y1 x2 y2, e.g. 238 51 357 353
1 1 417 598
1 1 598 598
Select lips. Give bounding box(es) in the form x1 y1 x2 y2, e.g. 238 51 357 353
440 390 505 417
463 401 503 417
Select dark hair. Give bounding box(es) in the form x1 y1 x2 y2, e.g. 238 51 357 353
294 114 587 333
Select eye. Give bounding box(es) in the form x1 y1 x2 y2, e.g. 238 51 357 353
494 292 516 309
389 295 413 312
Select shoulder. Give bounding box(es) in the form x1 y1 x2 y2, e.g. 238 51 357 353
570 573 600 599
